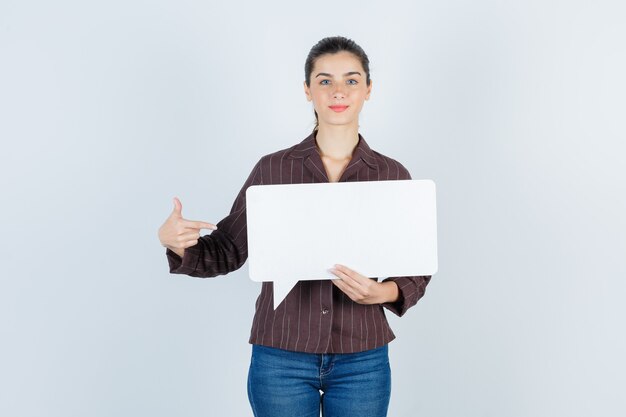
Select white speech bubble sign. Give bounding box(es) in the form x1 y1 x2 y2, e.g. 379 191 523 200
246 179 438 309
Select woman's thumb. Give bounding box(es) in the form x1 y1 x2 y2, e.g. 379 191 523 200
172 197 183 217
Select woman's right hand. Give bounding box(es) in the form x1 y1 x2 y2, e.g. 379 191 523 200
158 197 218 257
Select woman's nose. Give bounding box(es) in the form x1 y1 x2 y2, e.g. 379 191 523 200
332 84 346 99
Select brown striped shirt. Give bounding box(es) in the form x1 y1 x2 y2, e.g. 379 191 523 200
165 131 432 353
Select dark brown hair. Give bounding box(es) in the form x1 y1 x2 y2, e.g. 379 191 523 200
304 36 371 132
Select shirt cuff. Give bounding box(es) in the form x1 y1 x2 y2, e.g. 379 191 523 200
380 277 408 317
165 247 199 274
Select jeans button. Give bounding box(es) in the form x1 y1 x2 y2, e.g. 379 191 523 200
322 308 329 315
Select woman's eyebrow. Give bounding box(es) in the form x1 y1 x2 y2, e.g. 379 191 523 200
315 71 362 78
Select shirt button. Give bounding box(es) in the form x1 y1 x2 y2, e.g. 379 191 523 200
322 308 329 315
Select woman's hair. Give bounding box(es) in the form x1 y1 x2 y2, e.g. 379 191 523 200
304 36 371 133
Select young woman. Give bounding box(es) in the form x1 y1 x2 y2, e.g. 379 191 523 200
158 36 432 417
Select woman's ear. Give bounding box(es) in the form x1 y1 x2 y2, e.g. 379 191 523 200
303 81 312 101
365 79 372 100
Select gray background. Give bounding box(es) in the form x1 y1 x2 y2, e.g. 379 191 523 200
1 0 625 416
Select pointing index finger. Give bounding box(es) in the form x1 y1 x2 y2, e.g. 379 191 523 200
181 219 218 230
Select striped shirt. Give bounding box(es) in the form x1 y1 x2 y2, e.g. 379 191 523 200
165 131 432 353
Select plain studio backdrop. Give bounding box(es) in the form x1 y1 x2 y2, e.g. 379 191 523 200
1 1 624 416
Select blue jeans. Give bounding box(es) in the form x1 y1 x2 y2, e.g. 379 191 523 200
247 343 391 417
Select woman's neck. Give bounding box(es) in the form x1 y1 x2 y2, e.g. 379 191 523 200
314 123 360 161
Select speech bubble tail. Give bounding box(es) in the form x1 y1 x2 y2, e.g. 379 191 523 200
273 280 299 310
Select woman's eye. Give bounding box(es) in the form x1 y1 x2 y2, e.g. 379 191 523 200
347 79 358 85
320 79 330 85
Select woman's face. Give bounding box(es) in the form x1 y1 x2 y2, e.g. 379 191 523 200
304 51 372 129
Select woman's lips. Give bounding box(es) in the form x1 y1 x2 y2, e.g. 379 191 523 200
329 105 349 112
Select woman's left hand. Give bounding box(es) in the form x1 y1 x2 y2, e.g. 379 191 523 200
329 264 399 305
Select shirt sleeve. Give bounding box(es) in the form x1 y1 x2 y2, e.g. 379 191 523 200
165 158 263 278
380 275 432 317
379 161 433 316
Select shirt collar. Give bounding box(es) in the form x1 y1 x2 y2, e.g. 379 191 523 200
287 130 379 169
